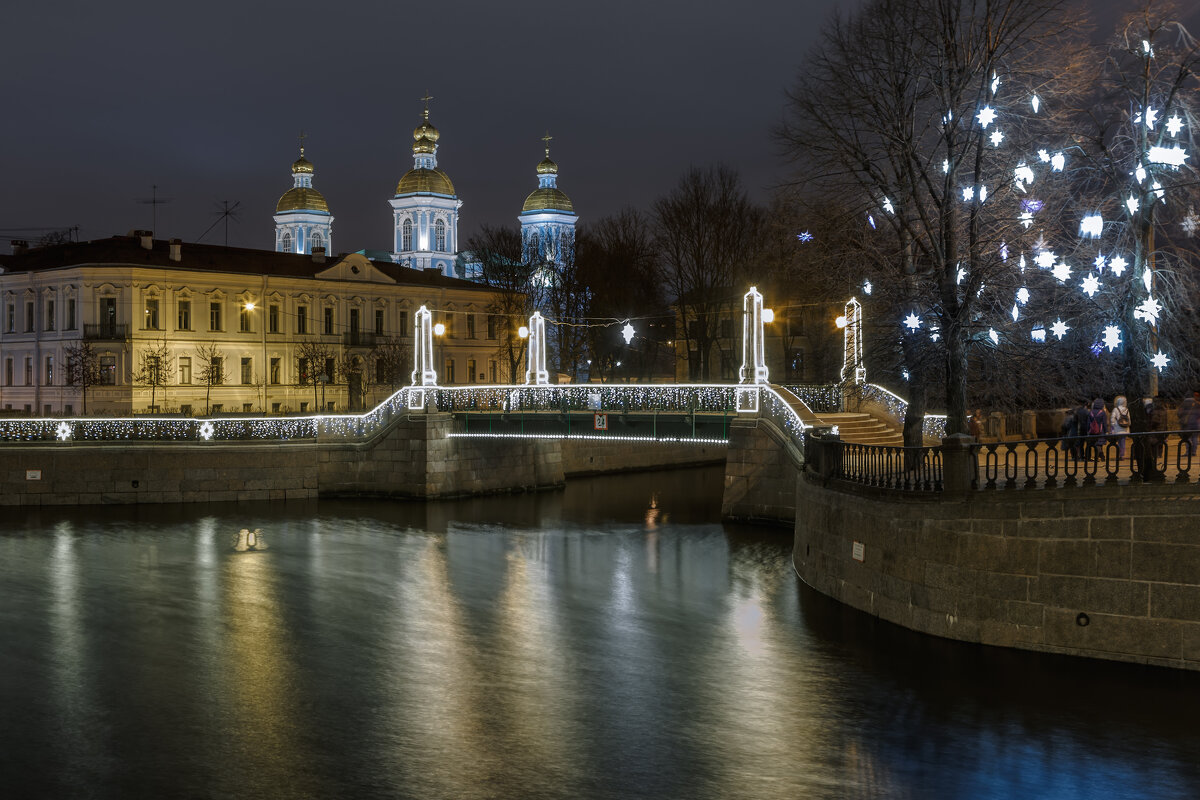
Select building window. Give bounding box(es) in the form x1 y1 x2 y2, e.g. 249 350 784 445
487 315 498 340
239 306 252 333
6 304 14 333
468 358 476 383
25 301 33 332
209 301 222 331
489 360 497 383
100 355 116 385
375 357 387 383
210 357 224 385
323 358 335 382
4 358 11 385
210 404 223 414
271 403 281 413
24 357 32 385
375 308 384 335
180 404 192 416
398 312 407 337
177 300 191 330
281 231 292 252
66 299 76 330
444 358 455 384
311 231 323 252
349 307 360 333
44 356 53 385
179 356 191 385
45 300 55 331
144 298 160 330
243 403 254 413
324 307 333 335
401 219 413 250
241 357 252 385
435 219 446 250
270 357 280 385
298 358 309 384
297 306 308 334
269 305 280 333
300 401 309 413
466 314 475 339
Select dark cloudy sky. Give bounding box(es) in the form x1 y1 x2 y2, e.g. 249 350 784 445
0 1 1183 253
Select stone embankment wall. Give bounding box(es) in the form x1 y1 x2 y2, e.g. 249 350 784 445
0 413 726 506
794 476 1200 671
721 419 801 523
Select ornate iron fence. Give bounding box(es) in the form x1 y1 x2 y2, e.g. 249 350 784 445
804 432 943 492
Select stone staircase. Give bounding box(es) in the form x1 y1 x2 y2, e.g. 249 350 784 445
813 412 904 446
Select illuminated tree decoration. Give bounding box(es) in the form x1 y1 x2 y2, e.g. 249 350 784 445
903 312 922 331
1081 273 1102 297
198 421 215 441
1051 319 1069 340
621 322 636 344
1079 214 1103 238
55 422 73 441
1152 351 1171 371
1102 325 1122 352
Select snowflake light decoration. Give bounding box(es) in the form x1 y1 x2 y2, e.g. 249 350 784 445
862 280 872 295
1094 253 1107 271
796 231 814 242
1051 152 1065 172
1052 262 1072 282
1152 351 1171 371
1166 115 1185 137
1011 304 1019 322
1109 255 1128 276
1014 163 1034 189
1135 296 1162 324
1019 211 1033 228
1035 250 1056 269
988 328 999 345
1031 95 1041 113
198 421 215 441
621 323 636 344
956 267 966 284
990 130 1004 147
1126 196 1140 214
1143 269 1153 293
1079 214 1103 238
1135 163 1147 183
903 313 922 331
962 186 975 202
55 422 73 442
1016 287 1030 305
1148 146 1188 167
977 106 997 128
1102 325 1122 352
1038 149 1051 163
1081 274 1102 297
979 185 988 202
882 197 894 214
1051 319 1069 340
990 72 1000 95
1031 327 1046 342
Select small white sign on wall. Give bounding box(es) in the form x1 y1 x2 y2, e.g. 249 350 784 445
852 541 865 562
594 413 608 431
26 469 42 481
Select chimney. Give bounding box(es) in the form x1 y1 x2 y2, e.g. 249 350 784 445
312 246 326 264
11 239 28 255
169 239 182 262
136 230 153 250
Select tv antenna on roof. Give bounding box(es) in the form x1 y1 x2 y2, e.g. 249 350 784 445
197 200 241 246
135 184 174 235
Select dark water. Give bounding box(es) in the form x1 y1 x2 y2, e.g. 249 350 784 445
2 466 1199 799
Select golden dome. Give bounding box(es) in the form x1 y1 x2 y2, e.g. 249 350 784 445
536 156 558 175
291 155 314 174
413 118 440 144
276 187 330 213
412 135 437 155
395 167 456 196
522 187 574 214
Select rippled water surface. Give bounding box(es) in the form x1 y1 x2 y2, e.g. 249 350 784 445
2 465 1199 799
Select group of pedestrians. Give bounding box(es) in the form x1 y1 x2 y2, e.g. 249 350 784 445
1058 393 1200 461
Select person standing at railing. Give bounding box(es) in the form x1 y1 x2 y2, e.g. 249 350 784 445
1180 397 1200 457
1060 406 1081 461
968 409 983 440
1139 397 1168 480
1084 398 1108 462
1110 395 1131 460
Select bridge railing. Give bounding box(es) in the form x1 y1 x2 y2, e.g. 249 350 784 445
432 384 737 414
973 430 1198 489
804 432 943 492
779 384 841 414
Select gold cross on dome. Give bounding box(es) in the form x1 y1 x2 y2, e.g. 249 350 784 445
542 130 553 155
421 91 434 119
298 129 307 156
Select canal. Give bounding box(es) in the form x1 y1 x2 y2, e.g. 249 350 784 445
1 465 1198 799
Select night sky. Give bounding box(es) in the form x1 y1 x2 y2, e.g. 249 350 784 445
2 1 1186 254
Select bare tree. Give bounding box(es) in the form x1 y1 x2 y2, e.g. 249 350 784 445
63 341 100 414
295 337 335 411
466 225 542 383
132 336 174 412
193 342 226 416
373 335 412 397
654 165 765 381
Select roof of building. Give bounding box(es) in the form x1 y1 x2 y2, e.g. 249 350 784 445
522 187 575 214
276 186 330 213
394 167 456 197
0 235 486 290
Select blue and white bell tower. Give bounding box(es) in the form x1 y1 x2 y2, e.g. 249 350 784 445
519 133 576 267
389 95 462 275
273 140 333 254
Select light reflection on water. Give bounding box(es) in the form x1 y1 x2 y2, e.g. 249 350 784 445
0 465 1198 799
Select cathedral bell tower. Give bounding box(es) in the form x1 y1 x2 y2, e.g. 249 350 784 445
273 137 333 254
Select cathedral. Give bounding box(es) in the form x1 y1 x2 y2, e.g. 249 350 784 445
273 100 577 280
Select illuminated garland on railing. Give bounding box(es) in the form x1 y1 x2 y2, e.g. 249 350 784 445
432 384 738 414
859 383 948 439
780 384 842 414
760 386 810 440
448 433 728 444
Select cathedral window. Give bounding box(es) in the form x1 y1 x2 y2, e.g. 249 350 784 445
402 219 413 251
281 232 292 253
435 219 446 251
528 232 540 262
311 231 323 252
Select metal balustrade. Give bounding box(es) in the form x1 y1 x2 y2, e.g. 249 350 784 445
805 432 943 491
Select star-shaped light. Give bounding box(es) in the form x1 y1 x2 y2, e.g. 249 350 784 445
796 231 814 242
930 326 940 342
1038 149 1051 163
1143 39 1154 56
1079 214 1103 238
1135 296 1162 324
1135 163 1147 183
862 279 872 295
198 421 215 441
621 322 636 344
882 197 894 214
1014 163 1034 188
1126 195 1140 214
1031 327 1046 342
1011 304 1019 322
962 186 975 202
977 105 997 128
902 369 910 381
990 72 1000 95
1152 351 1171 371
1019 211 1033 228
988 328 999 345
990 130 1004 147
1102 325 1122 352
1166 114 1185 136
1182 207 1199 237
979 185 988 202
1094 253 1107 271
942 159 950 174
1035 251 1056 269
1019 254 1027 272
1051 152 1065 171
55 421 73 442
1143 268 1153 293
1052 261 1072 282
1144 107 1160 130
867 214 876 229
1016 287 1030 305
1109 255 1128 276
1031 94 1041 113
1081 273 1101 297
903 313 922 331
1051 319 1069 340
956 267 966 284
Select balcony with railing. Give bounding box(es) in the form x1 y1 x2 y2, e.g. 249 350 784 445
342 331 377 348
83 323 130 340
